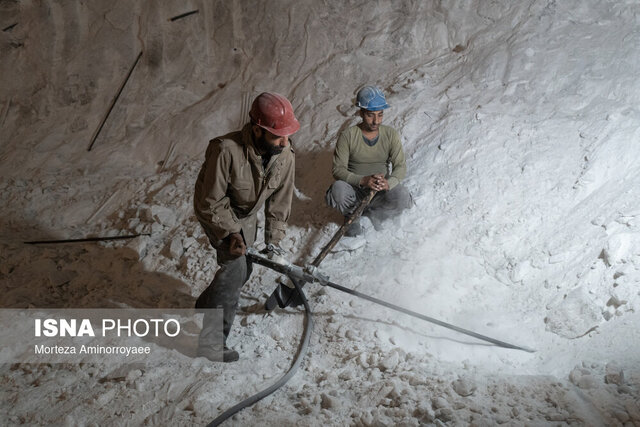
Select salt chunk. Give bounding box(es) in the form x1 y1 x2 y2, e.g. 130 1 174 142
416 402 436 422
381 351 399 371
436 407 454 422
494 413 512 424
126 369 143 382
270 328 283 341
151 205 177 227
569 367 585 385
168 237 183 259
604 363 624 385
183 237 197 249
510 261 532 283
545 287 602 338
128 218 140 230
320 393 340 409
432 396 449 409
546 413 567 422
602 233 635 266
95 388 116 405
298 398 313 415
606 295 624 308
452 377 476 397
127 237 148 260
576 375 598 389
138 207 153 222
358 353 369 368
151 222 164 235
368 353 379 367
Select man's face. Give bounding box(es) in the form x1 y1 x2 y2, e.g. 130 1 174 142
360 109 384 132
253 126 289 155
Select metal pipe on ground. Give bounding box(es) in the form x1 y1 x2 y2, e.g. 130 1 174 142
248 248 535 353
24 233 150 245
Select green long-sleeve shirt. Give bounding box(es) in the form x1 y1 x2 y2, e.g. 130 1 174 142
331 125 407 190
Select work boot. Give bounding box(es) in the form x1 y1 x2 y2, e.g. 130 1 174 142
222 347 239 362
344 218 363 237
197 345 239 363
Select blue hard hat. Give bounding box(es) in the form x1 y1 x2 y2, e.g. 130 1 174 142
355 85 389 111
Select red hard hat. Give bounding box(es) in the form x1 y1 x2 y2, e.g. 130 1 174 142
249 92 300 136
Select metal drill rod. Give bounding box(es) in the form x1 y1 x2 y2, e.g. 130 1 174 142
247 249 535 353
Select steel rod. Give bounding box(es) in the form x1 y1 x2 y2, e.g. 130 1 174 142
322 279 535 352
24 233 150 245
248 249 535 353
170 10 199 22
88 51 143 151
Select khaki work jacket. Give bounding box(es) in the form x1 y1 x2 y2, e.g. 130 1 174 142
194 124 295 248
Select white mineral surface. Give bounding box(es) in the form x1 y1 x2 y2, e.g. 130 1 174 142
1 1 639 425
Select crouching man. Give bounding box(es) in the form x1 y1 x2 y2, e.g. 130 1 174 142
326 85 412 236
194 92 299 362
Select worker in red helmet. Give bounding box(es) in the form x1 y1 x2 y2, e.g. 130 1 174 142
194 92 299 362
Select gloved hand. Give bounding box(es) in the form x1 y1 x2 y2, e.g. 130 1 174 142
260 243 287 264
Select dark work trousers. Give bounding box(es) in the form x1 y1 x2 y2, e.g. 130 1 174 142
325 180 412 228
195 243 253 349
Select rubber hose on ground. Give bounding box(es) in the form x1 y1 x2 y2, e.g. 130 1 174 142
207 282 313 426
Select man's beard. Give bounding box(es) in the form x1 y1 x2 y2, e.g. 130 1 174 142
256 134 284 155
364 123 379 132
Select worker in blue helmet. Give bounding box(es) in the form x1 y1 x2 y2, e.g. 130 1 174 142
326 85 412 236
355 85 389 111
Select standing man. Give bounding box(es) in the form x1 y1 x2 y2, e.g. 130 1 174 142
326 85 412 236
194 92 299 362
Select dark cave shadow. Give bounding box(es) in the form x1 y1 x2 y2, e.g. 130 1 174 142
1 223 203 359
288 148 338 227
1 240 194 309
288 117 354 233
284 148 345 263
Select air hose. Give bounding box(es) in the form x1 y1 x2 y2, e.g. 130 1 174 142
207 280 313 426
